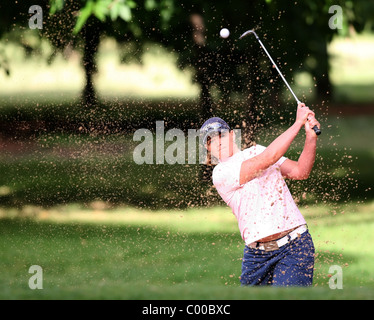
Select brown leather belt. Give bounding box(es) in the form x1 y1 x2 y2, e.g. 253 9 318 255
248 225 308 252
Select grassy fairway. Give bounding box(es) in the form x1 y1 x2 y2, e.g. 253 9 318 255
0 201 373 300
0 115 372 299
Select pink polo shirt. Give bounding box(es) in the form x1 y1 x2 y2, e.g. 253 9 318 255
212 144 306 245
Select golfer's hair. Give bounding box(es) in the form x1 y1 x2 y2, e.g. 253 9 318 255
203 151 219 166
203 136 219 166
204 153 213 166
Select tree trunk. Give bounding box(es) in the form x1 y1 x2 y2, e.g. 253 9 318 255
312 40 333 102
82 19 101 108
190 13 213 119
190 13 214 182
198 59 214 119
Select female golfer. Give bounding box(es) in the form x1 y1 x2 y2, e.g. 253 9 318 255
200 103 320 286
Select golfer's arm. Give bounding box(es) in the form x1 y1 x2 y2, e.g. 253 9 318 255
239 122 303 185
280 136 317 180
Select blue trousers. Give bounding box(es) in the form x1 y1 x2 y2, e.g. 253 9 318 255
240 231 315 286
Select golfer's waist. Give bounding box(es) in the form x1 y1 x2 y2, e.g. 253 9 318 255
248 225 308 250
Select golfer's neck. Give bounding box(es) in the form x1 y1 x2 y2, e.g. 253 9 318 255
232 144 240 156
220 144 240 162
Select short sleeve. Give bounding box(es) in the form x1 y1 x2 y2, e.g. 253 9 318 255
212 162 243 202
276 156 288 167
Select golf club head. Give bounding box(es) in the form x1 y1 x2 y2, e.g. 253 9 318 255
239 29 259 40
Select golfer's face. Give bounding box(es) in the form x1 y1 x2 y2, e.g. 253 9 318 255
208 131 233 161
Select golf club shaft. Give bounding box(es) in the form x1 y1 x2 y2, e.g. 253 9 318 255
240 30 321 136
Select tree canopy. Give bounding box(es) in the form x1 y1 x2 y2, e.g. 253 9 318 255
1 0 373 108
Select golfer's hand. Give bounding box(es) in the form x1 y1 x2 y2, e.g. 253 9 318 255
295 103 315 126
305 116 320 139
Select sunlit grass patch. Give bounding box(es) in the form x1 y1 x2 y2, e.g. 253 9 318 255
0 201 373 299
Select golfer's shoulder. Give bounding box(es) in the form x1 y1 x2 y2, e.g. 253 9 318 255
242 144 266 158
212 161 233 184
212 162 224 179
252 144 266 153
212 152 242 181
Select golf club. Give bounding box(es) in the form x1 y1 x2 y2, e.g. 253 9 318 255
239 29 321 136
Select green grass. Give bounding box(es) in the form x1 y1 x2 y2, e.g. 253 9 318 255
1 31 373 300
0 111 372 300
0 201 374 299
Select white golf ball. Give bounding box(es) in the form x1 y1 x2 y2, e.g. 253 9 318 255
220 28 230 39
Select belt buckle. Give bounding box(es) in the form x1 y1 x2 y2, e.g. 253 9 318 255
263 241 279 252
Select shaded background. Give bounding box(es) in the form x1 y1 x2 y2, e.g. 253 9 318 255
0 0 374 298
1 0 373 209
